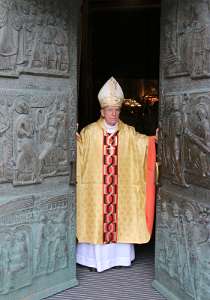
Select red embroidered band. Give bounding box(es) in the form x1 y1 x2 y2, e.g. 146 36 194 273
103 131 118 243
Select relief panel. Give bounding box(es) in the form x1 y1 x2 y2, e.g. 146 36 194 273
163 0 210 79
184 93 210 185
156 1 210 299
156 189 210 300
0 90 69 186
0 0 70 77
159 92 210 189
0 226 32 294
0 0 78 299
159 93 189 187
0 192 73 296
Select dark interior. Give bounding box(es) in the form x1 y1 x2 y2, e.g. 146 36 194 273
78 0 160 250
78 1 160 136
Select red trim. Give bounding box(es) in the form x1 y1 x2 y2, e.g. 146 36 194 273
116 134 118 242
102 130 105 242
145 136 156 235
102 131 118 243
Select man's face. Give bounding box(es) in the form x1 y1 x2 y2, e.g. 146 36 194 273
101 106 120 126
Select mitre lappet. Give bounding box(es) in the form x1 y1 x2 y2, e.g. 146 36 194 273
98 77 124 108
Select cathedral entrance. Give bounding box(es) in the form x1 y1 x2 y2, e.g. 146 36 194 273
75 0 161 297
78 0 160 137
78 0 160 255
77 1 210 300
1 0 210 299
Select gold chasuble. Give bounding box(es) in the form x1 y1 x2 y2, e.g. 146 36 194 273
76 118 156 244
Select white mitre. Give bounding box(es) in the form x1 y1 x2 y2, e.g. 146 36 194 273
98 77 124 108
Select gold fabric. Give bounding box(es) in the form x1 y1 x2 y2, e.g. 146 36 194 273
99 96 124 108
76 118 150 244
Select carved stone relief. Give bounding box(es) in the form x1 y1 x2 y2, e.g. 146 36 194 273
68 87 77 162
184 94 210 183
197 226 210 300
156 1 210 299
0 227 32 294
156 189 210 300
163 0 210 79
159 92 210 189
162 0 189 78
159 94 189 187
0 90 69 186
0 0 78 299
0 0 70 77
0 193 70 295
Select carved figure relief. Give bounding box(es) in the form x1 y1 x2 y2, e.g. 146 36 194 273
0 99 9 134
0 98 10 182
160 92 210 188
169 97 188 186
184 95 210 185
180 203 199 298
167 202 184 280
0 228 31 294
16 0 34 66
54 17 69 72
46 210 68 273
190 1 210 78
157 200 170 271
197 223 210 300
178 1 193 75
0 0 76 299
0 0 70 77
0 194 70 295
0 232 12 293
158 1 210 300
0 0 20 72
0 90 69 186
13 97 40 185
163 0 210 79
156 193 210 299
163 0 190 77
39 16 57 70
33 212 48 274
160 94 189 187
38 96 68 178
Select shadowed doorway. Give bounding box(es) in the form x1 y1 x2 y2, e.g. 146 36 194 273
46 1 162 299
77 0 160 271
78 0 160 138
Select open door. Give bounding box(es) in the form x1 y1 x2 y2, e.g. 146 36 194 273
0 0 80 299
154 0 210 299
